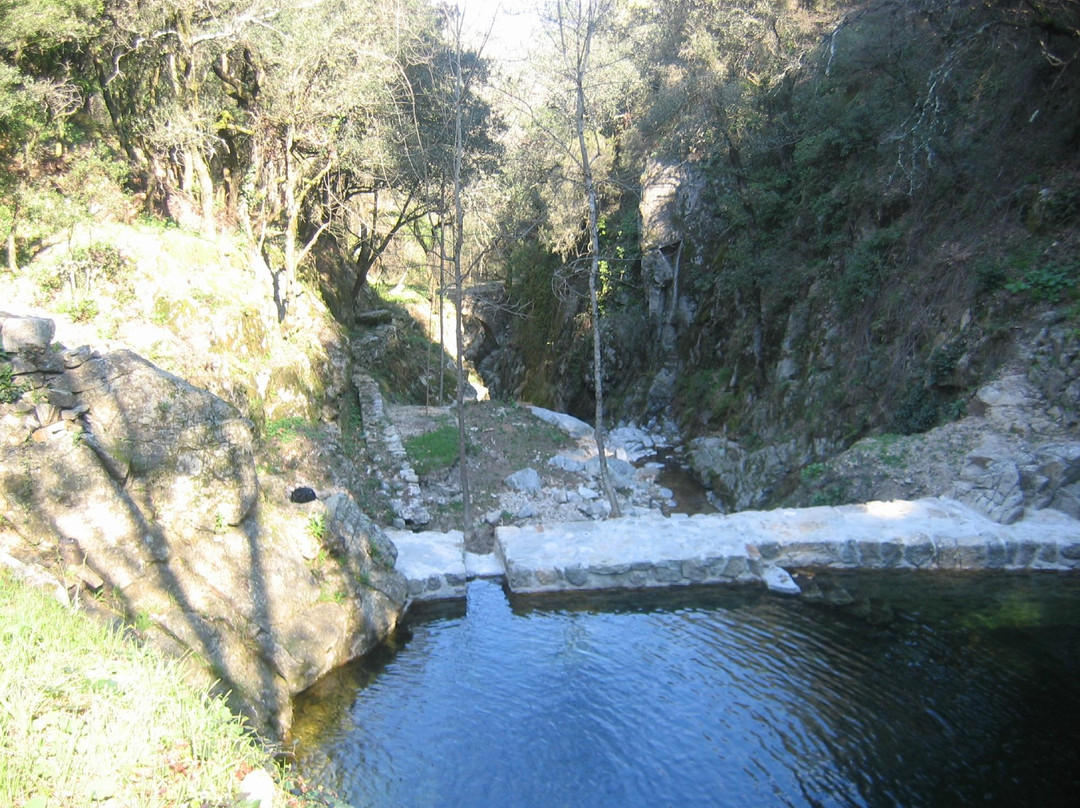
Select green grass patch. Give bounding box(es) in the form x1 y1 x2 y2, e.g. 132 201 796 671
405 425 462 476
307 512 326 541
262 416 319 442
0 570 298 807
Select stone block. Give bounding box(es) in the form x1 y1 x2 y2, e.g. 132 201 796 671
1037 544 1059 565
858 541 882 566
722 556 748 579
593 563 631 576
506 566 534 589
654 561 682 582
1 316 54 353
564 565 588 586
757 541 780 561
955 540 988 569
535 569 558 586
880 541 904 568
985 538 1006 569
1015 540 1039 567
681 559 708 582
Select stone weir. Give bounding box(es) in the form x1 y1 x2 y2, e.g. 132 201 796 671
391 498 1080 602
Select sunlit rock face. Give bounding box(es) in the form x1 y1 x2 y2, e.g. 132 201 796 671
0 315 407 741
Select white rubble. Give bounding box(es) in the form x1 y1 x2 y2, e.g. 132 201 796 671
529 406 593 438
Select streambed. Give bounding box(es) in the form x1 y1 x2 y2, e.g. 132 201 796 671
292 572 1080 807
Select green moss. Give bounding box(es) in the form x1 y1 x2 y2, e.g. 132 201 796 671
262 416 319 442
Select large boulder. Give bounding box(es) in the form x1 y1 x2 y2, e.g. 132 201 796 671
954 436 1080 524
1 312 55 352
688 436 811 512
63 349 258 530
0 317 407 740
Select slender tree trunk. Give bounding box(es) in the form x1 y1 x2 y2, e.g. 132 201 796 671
451 21 473 540
191 149 216 237
571 4 620 518
5 229 16 273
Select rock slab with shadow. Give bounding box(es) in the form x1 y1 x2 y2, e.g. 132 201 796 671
0 315 407 741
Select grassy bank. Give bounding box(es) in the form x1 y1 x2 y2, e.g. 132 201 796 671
0 570 317 808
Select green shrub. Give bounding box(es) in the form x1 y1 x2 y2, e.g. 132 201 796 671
0 362 24 403
59 297 98 323
890 383 943 435
307 512 326 541
834 226 902 314
262 416 318 441
1005 259 1080 303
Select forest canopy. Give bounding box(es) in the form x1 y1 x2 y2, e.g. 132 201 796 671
2 0 1079 334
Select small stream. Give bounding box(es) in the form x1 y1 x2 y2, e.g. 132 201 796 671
291 571 1080 808
651 447 717 515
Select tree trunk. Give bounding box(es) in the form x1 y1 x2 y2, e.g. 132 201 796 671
572 3 620 518
5 228 16 273
191 148 216 237
450 22 473 541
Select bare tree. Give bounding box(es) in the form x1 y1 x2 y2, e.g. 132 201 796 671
449 7 474 539
547 0 622 517
443 3 497 540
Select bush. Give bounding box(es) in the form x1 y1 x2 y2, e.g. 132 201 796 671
58 297 98 323
890 383 944 435
1005 259 1080 304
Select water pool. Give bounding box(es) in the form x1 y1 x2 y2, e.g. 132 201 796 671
292 572 1080 807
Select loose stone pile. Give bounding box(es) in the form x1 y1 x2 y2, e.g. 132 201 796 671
353 372 431 527
489 407 680 525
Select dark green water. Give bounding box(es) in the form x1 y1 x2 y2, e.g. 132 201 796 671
292 572 1080 808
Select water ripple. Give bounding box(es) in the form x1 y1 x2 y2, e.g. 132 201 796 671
292 574 1080 808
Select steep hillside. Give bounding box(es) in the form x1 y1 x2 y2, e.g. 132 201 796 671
488 0 1080 508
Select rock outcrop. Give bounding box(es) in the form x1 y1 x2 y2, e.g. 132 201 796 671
459 282 522 400
0 314 407 741
735 367 1080 526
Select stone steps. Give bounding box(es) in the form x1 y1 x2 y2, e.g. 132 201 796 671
391 497 1080 605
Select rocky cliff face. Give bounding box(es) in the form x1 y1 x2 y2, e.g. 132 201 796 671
458 0 1080 520
0 313 407 741
457 152 1079 522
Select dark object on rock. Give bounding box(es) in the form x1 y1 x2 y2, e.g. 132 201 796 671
355 308 393 326
290 486 317 503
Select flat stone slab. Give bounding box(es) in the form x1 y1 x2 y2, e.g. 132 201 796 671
388 529 469 601
495 498 1080 595
389 528 510 604
528 406 593 439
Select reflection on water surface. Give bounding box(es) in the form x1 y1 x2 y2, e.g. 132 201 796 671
293 572 1080 808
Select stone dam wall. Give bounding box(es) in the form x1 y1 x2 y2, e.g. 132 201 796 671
392 498 1080 602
